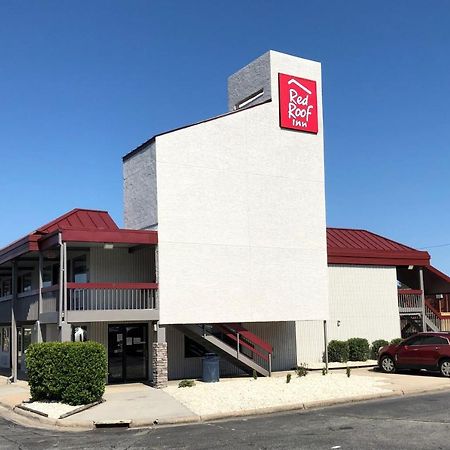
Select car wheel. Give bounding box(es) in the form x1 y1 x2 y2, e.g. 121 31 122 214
439 359 450 377
380 355 395 373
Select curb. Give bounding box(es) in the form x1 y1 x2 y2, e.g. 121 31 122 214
13 406 94 430
3 385 450 430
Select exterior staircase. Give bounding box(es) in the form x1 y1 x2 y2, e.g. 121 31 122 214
398 290 443 337
175 323 273 377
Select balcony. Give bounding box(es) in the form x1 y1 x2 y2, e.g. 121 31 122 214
398 289 423 314
0 282 159 325
66 282 158 322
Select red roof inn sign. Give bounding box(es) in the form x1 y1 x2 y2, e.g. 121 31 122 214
278 73 318 134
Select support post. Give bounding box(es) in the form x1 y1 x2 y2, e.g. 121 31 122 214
62 242 67 320
58 234 64 327
323 320 329 374
11 261 17 382
36 252 44 343
419 268 426 332
152 324 168 388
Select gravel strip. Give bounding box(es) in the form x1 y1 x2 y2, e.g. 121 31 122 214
164 372 392 416
21 401 84 419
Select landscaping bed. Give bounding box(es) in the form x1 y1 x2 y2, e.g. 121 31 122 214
164 371 392 416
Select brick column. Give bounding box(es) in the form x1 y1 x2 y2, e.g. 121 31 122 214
152 342 168 388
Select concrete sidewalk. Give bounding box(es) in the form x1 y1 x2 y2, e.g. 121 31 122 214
0 368 449 431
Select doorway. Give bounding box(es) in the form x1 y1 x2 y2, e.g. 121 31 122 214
108 324 148 383
17 326 32 372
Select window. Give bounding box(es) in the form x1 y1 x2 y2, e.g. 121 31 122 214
1 328 9 352
42 266 53 288
42 263 60 287
72 256 88 283
422 336 449 345
404 336 424 346
1 279 11 297
18 273 32 293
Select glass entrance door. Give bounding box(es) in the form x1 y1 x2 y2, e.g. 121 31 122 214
17 326 32 372
108 324 148 383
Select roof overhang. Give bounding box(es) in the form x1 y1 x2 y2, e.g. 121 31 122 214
423 265 450 294
327 248 430 266
60 229 158 245
0 234 41 266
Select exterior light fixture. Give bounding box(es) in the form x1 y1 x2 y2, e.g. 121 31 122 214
337 320 341 327
104 243 114 250
408 265 414 270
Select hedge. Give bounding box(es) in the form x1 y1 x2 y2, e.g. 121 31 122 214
26 341 107 406
347 338 370 361
390 337 403 346
370 339 389 359
327 340 349 363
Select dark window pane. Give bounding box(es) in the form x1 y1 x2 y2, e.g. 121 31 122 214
405 336 424 346
73 256 88 283
423 336 448 345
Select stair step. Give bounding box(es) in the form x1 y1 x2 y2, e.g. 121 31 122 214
176 324 270 377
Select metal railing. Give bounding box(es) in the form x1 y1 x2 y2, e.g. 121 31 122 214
67 283 157 311
398 290 423 313
425 302 442 331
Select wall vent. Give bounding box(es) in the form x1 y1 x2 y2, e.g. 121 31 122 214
234 88 264 110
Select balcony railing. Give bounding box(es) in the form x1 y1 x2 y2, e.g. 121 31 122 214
67 283 158 311
398 289 423 313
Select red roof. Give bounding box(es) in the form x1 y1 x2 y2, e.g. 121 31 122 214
0 209 157 266
327 228 430 266
37 209 119 233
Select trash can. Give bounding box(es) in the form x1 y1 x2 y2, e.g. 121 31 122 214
202 353 220 382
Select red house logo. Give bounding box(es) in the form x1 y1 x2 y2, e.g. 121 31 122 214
278 73 318 134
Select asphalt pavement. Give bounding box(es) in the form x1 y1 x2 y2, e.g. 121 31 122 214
1 390 450 449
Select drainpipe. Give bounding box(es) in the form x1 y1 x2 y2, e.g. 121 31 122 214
58 233 63 327
11 261 17 382
419 268 426 332
323 320 329 373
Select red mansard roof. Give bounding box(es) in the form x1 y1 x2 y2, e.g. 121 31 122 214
0 209 433 269
37 209 119 233
327 227 430 266
0 209 157 266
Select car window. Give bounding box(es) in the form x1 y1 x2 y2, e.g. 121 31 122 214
422 336 449 345
404 336 424 346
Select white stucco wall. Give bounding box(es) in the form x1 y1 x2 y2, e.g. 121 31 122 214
153 51 328 324
296 265 401 363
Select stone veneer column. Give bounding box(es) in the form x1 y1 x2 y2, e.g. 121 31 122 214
152 342 168 388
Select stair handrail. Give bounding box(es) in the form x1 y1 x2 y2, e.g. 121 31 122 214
214 324 272 363
425 299 444 320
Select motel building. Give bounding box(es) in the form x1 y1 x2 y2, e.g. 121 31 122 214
1 51 450 386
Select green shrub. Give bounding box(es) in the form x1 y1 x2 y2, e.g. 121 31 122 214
178 379 196 388
286 373 292 383
390 338 403 346
370 339 389 359
26 341 107 406
347 338 370 361
295 364 308 377
327 340 349 363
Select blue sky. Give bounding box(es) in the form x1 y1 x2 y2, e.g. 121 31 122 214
1 1 450 271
